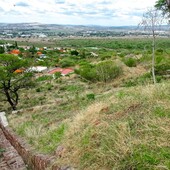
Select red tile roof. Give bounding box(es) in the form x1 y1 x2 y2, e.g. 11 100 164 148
37 51 42 55
14 69 24 73
10 49 20 55
48 68 74 75
62 68 74 75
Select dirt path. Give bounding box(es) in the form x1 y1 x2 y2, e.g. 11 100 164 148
0 129 27 170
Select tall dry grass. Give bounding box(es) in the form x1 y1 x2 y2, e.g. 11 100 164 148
54 82 170 170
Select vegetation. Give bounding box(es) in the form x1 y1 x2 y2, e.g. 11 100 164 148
0 37 169 169
0 54 34 110
76 60 122 83
51 82 170 170
139 8 164 84
123 57 137 67
155 0 170 16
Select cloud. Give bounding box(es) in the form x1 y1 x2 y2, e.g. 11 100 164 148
0 0 157 26
15 2 29 7
5 10 21 15
0 7 4 12
55 0 65 4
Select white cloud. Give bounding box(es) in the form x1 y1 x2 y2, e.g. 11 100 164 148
0 0 157 26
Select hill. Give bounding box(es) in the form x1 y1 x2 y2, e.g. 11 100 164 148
0 37 170 169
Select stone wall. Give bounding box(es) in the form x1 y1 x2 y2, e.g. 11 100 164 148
0 112 60 170
0 128 27 170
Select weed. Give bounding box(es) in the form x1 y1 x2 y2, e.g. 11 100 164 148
37 123 66 153
86 93 95 100
153 106 170 118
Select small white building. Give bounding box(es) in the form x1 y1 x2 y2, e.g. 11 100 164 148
27 66 48 73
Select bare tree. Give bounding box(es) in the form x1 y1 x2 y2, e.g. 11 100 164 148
139 8 164 84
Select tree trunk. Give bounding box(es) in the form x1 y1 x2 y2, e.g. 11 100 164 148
4 89 17 110
152 34 156 84
166 0 170 8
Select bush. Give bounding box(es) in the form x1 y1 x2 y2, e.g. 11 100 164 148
78 60 91 66
54 72 62 79
78 64 97 82
156 48 163 54
155 55 164 64
96 61 122 82
122 73 152 87
36 75 53 82
71 50 79 56
155 63 170 75
86 93 95 100
77 60 122 83
123 58 137 67
59 58 75 68
45 84 53 91
100 55 111 61
36 88 41 92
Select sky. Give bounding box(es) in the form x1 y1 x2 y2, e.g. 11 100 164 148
0 0 157 26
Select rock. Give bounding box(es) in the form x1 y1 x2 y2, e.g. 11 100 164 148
55 145 65 158
11 109 23 114
12 110 19 114
0 112 8 127
60 166 75 170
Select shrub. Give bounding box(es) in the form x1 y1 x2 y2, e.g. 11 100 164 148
86 93 95 100
36 88 41 92
59 58 75 68
155 55 163 64
123 58 137 67
78 60 91 66
77 61 122 83
77 64 97 82
45 84 53 91
36 75 53 82
100 55 111 61
66 85 83 92
96 61 122 82
122 73 152 87
156 48 163 54
71 50 79 56
54 72 62 79
155 63 170 75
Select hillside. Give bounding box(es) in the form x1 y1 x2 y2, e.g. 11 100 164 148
7 80 170 169
0 37 170 169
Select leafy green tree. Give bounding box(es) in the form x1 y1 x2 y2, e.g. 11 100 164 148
29 45 37 57
0 46 5 54
0 54 34 110
15 41 18 49
155 0 170 16
71 50 79 56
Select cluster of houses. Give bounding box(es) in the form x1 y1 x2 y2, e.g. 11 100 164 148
1 43 75 77
27 66 74 76
2 42 98 78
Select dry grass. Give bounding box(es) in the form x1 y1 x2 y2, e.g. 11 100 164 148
3 56 170 169
53 81 170 170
